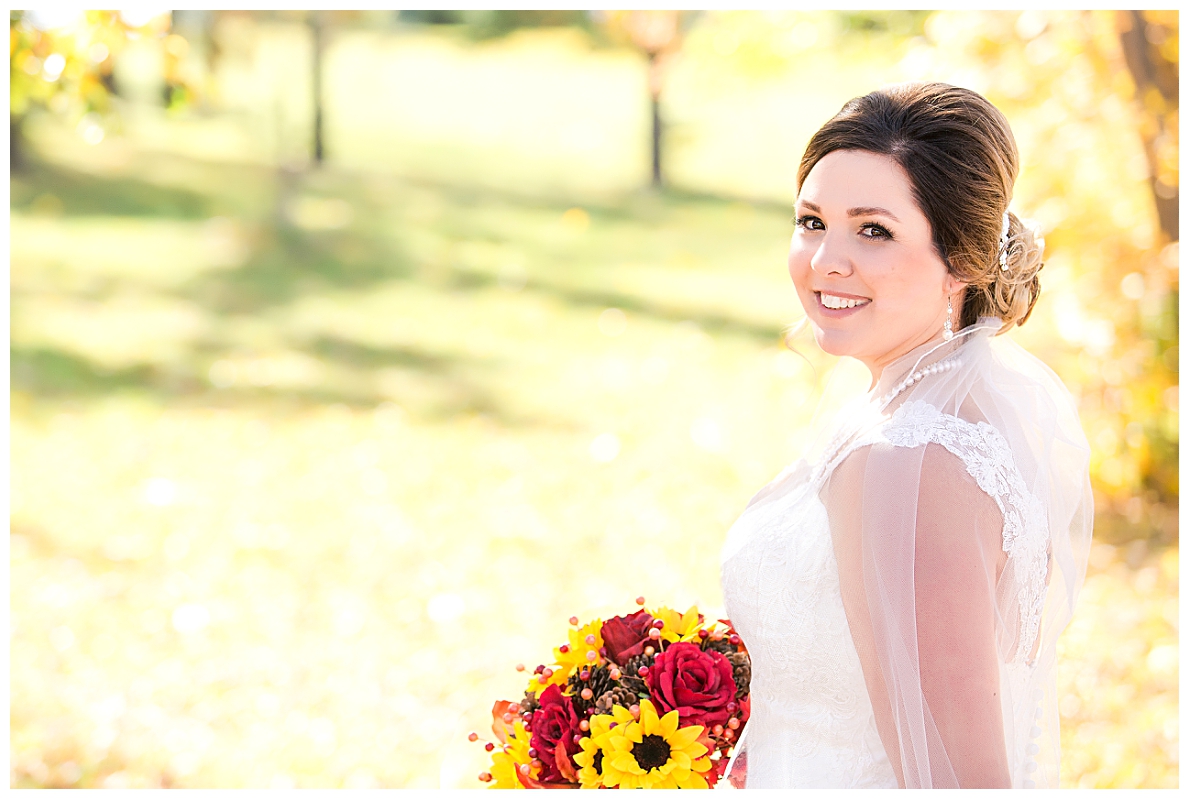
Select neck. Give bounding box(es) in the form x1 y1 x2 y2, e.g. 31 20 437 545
862 330 950 390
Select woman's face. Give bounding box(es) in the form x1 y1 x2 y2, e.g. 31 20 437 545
789 149 964 379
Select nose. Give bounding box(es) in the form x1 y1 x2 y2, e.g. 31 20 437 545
808 230 853 277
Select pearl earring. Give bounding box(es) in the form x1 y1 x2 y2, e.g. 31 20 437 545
943 296 954 341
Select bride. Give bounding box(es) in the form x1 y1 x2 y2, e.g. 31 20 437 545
720 83 1093 788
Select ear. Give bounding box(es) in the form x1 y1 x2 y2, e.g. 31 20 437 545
944 275 968 298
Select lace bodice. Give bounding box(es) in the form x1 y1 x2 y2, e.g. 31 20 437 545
721 399 1052 788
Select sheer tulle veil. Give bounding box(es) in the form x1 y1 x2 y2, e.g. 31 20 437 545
728 319 1092 787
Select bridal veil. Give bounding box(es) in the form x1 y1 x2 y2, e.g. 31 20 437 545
813 320 1093 787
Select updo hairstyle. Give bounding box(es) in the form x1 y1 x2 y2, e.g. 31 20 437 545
796 82 1044 333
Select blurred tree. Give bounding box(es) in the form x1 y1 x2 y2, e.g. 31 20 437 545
263 10 364 167
311 10 326 164
904 11 1178 542
397 10 590 39
9 10 204 169
598 10 694 188
1116 10 1178 242
9 10 126 170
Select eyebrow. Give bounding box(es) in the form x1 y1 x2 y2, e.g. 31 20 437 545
799 201 901 222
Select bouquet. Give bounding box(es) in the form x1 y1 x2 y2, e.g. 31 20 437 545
472 598 750 789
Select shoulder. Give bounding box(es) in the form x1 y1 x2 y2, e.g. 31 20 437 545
826 400 1018 518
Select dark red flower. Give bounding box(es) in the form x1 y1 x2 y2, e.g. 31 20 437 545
646 641 735 730
599 609 654 666
527 684 583 784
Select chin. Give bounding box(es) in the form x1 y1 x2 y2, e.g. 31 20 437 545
810 324 859 359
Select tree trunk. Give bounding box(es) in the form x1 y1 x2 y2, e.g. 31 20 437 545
1117 10 1178 241
648 51 662 189
10 116 25 173
311 12 325 166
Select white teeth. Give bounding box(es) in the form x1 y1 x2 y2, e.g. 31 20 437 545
820 293 869 310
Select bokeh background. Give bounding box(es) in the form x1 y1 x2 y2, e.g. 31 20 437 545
9 9 1178 789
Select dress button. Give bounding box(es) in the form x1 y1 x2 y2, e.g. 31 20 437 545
1035 705 1043 719
1026 743 1040 756
1030 725 1042 738
1025 761 1038 774
1023 779 1036 788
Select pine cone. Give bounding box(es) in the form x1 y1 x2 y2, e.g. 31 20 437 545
702 636 733 656
521 689 540 715
620 652 655 695
567 664 615 715
594 686 639 716
727 651 751 699
623 652 655 678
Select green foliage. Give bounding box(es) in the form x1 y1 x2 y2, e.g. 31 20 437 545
9 11 125 124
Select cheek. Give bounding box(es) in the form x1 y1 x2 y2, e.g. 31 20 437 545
787 238 811 286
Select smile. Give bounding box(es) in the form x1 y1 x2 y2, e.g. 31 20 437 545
817 292 871 310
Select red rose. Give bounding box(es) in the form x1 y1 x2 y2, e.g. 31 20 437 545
527 684 582 783
646 641 735 730
599 609 654 666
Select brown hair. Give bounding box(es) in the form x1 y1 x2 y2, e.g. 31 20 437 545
797 82 1043 332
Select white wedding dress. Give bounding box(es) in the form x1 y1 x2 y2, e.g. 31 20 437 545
720 322 1092 788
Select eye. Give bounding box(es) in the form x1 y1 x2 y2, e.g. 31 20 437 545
859 222 894 240
795 215 824 232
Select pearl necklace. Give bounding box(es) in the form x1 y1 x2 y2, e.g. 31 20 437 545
877 356 963 409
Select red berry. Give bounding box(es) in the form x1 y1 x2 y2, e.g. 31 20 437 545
485 742 495 752
698 629 709 639
729 634 741 645
534 664 545 674
569 615 580 626
468 732 479 742
478 772 492 782
652 619 664 629
638 665 649 676
515 663 526 671
559 644 570 654
572 734 583 744
528 748 537 758
635 596 646 605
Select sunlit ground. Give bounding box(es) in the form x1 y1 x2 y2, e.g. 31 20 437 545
10 25 1178 789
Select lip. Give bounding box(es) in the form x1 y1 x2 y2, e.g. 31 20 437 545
814 290 871 317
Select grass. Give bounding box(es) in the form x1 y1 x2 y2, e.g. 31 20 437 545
9 23 1177 789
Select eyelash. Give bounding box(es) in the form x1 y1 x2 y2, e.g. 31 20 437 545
794 215 894 241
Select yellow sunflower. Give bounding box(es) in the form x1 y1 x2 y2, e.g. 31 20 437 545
649 605 704 645
574 704 636 788
525 619 605 695
598 699 712 789
489 718 538 789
